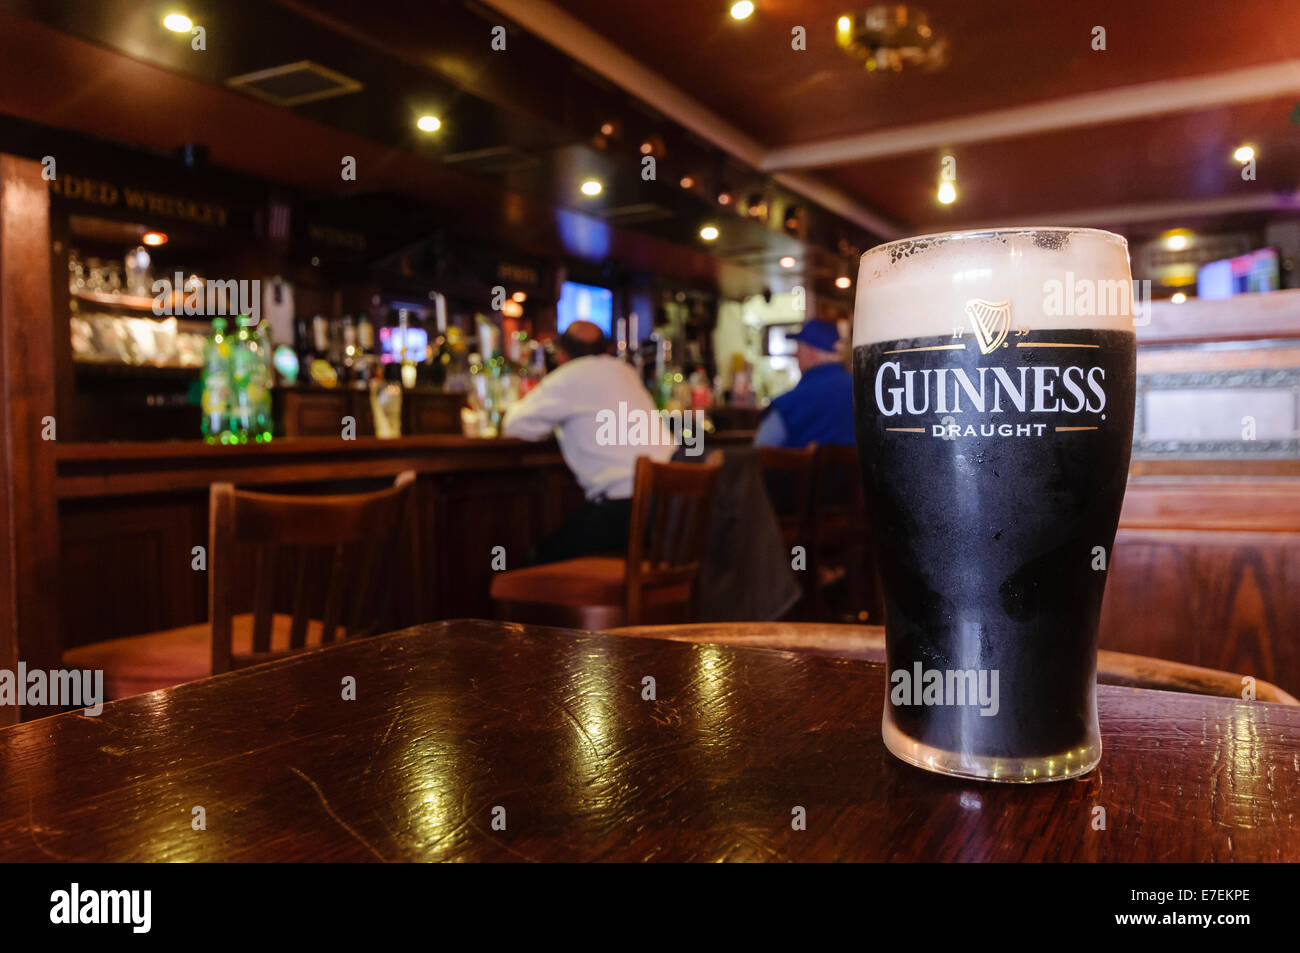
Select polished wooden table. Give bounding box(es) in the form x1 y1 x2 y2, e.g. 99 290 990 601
1 620 1297 861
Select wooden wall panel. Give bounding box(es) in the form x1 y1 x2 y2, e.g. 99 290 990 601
0 155 60 722
1103 496 1300 696
59 496 207 649
55 457 585 648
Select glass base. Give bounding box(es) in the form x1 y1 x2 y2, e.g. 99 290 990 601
882 712 1100 783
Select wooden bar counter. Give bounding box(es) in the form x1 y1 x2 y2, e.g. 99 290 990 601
1 619 1296 862
49 432 759 669
51 435 582 667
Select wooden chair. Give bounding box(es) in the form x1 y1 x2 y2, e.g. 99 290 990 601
758 444 818 548
491 452 724 629
64 471 420 699
601 622 1300 705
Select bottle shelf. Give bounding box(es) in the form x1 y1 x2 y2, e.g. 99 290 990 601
70 288 161 312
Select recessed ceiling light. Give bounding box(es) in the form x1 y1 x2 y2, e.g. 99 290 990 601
717 191 732 205
416 115 441 132
600 122 615 136
142 231 168 246
162 13 193 33
580 178 603 196
680 176 695 189
730 1 755 20
512 291 527 303
835 276 852 289
1171 292 1187 304
699 225 720 241
937 181 957 204
779 256 796 268
1165 231 1190 251
1233 145 1255 163
639 140 654 156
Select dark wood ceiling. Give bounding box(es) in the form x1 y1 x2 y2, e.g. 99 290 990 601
550 0 1300 145
3 0 1297 279
821 96 1300 231
0 1 880 299
543 0 1300 237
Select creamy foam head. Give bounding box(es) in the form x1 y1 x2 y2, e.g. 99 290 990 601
853 227 1135 346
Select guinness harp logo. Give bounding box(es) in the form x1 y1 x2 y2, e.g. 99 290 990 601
965 298 1011 354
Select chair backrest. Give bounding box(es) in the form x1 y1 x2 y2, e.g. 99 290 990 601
758 444 818 543
625 451 724 624
209 471 419 674
812 444 866 543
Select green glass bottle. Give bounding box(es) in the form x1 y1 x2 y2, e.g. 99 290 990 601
201 318 232 444
250 320 274 443
230 316 257 444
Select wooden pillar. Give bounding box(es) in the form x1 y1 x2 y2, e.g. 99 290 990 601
0 154 61 723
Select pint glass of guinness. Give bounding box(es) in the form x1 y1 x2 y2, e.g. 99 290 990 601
852 228 1136 782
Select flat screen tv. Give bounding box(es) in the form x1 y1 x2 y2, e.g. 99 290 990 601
379 325 429 363
557 281 613 336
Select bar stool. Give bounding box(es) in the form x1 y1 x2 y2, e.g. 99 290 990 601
63 472 420 699
491 452 724 629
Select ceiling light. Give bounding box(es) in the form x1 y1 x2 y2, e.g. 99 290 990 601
1171 292 1187 304
580 178 603 196
730 1 755 20
779 256 796 268
699 225 720 241
639 140 654 155
512 292 527 303
162 13 193 33
142 231 168 246
1233 145 1255 163
680 176 695 189
600 122 615 136
416 115 441 132
501 300 524 318
1164 231 1190 251
835 276 852 289
717 191 732 205
937 181 957 204
836 6 947 72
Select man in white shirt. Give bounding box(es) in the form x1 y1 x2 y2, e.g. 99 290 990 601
503 321 675 564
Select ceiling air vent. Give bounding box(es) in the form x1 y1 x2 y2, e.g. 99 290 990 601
441 146 540 176
226 61 362 107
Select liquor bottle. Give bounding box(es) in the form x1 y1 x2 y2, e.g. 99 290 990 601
230 315 273 443
357 313 375 355
201 318 232 444
340 315 358 383
311 314 331 361
250 320 275 442
229 317 255 443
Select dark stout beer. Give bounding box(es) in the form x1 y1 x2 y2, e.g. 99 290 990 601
852 228 1136 781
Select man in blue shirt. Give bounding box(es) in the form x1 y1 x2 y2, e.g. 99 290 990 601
754 319 855 448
